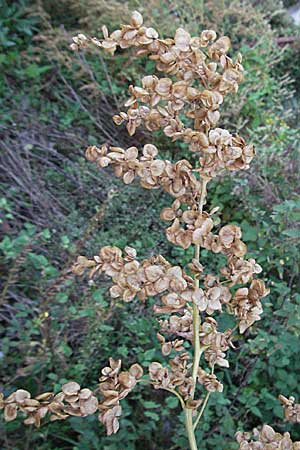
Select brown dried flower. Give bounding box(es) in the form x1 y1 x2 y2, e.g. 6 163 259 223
197 368 223 392
0 384 99 428
1 11 273 449
236 424 300 449
233 279 270 333
69 11 268 445
279 395 300 423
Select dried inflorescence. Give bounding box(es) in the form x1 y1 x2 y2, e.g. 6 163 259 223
149 356 196 403
72 245 268 335
279 395 300 424
72 11 255 178
71 239 268 404
0 383 98 428
198 368 223 393
199 317 233 368
72 13 243 137
73 245 193 305
236 425 300 449
1 11 272 447
86 144 199 204
235 396 300 449
69 11 271 442
98 358 143 434
0 359 142 435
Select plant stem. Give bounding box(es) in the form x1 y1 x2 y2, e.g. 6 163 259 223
191 177 210 394
185 177 211 449
198 177 209 215
191 300 201 396
185 408 198 450
193 391 211 431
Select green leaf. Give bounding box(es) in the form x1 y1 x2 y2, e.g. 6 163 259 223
250 406 262 418
92 289 108 307
24 223 36 235
142 348 156 363
47 373 58 381
43 265 59 278
165 396 179 409
69 306 77 315
241 220 257 241
79 308 96 317
25 63 51 78
0 236 12 254
144 411 160 421
60 343 73 357
56 293 69 304
28 252 49 269
282 228 300 238
41 228 51 239
223 411 235 434
61 235 70 248
144 401 159 409
100 324 114 331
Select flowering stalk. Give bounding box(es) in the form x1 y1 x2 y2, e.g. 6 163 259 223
193 390 211 431
0 11 279 449
185 408 198 450
185 177 210 449
192 178 208 388
69 12 270 445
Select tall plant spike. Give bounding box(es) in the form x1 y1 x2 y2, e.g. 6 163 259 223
2 11 299 450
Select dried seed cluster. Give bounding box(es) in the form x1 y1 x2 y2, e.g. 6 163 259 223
86 144 199 203
99 358 143 435
70 10 270 437
0 383 98 428
1 11 274 444
0 360 142 436
149 357 195 402
72 14 242 129
76 11 268 404
73 10 254 180
73 245 268 335
279 395 300 424
236 425 300 449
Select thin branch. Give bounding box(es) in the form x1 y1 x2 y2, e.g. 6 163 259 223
193 391 211 431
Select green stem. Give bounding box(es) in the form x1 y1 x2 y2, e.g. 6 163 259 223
191 302 201 397
185 408 198 450
185 177 211 448
191 177 210 395
193 391 211 431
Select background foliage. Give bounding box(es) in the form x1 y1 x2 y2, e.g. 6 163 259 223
0 0 299 448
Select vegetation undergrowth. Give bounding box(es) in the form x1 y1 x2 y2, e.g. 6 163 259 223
0 1 299 448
